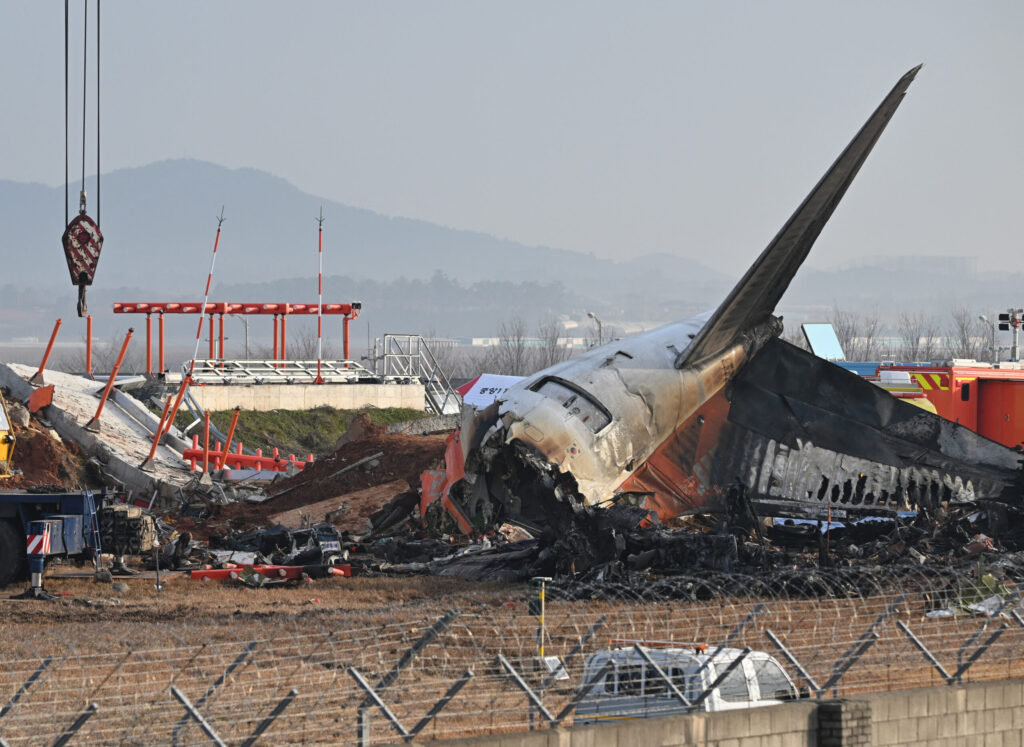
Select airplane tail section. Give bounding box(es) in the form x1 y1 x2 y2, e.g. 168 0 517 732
677 65 921 368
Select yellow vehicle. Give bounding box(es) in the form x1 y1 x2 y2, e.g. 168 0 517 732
0 390 15 478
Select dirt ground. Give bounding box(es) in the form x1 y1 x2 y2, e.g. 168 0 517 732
0 573 515 630
3 569 1022 703
193 415 448 538
3 419 97 490
4 405 1024 744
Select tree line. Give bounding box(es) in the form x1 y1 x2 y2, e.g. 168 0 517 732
824 306 1000 362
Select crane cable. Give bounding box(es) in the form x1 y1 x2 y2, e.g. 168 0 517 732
97 0 100 227
64 1 101 224
65 0 99 221
62 0 102 317
64 0 68 228
78 1 90 215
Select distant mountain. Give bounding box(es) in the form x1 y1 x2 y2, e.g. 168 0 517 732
1 160 1009 347
0 159 730 303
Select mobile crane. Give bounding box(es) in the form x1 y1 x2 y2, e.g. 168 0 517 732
0 390 141 596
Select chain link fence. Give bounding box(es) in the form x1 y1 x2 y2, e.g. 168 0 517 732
1 564 1022 745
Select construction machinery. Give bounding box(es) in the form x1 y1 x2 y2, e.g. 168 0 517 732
0 389 155 595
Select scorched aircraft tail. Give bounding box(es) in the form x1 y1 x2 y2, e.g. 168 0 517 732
443 66 1024 535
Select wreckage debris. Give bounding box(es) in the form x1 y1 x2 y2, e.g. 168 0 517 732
9 350 1024 599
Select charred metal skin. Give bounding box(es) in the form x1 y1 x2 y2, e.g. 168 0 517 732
464 315 780 508
452 65 1023 534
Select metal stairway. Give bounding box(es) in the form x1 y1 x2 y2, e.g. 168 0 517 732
378 335 461 415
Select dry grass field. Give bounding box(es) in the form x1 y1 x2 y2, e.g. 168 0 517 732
0 569 1021 745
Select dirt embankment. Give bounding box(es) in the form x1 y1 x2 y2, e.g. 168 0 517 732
3 418 96 491
199 414 450 535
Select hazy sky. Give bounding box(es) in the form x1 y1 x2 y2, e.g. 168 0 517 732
3 2 1022 275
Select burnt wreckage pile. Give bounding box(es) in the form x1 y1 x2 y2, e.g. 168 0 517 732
388 66 1024 590
408 488 1024 589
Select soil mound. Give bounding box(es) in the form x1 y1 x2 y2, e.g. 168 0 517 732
212 414 450 533
3 421 94 490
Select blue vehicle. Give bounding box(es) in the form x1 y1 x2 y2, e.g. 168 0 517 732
0 391 105 595
0 489 104 593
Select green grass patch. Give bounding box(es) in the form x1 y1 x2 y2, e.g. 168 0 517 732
169 406 427 457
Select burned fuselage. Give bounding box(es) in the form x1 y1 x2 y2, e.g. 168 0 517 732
457 313 780 523
449 65 1024 533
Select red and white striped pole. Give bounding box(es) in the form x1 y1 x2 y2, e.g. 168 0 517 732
141 210 225 470
189 208 226 380
314 206 325 383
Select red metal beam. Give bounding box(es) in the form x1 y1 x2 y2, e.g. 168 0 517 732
84 328 134 432
114 301 361 364
280 312 288 362
145 313 152 375
113 302 360 316
85 315 93 378
29 318 62 387
158 312 165 372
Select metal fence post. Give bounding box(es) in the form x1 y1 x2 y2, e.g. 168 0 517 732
241 689 298 747
765 630 822 696
52 703 98 747
356 609 460 747
496 654 556 726
691 648 752 708
349 667 410 740
0 658 54 723
172 640 257 745
170 686 226 747
406 669 475 741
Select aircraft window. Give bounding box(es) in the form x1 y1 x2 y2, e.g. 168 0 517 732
532 379 611 432
751 658 796 701
716 663 751 702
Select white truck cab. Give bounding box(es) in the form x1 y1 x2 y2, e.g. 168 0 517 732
575 643 798 724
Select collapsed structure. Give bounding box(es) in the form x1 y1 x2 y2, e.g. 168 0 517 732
438 66 1024 547
6 66 1024 594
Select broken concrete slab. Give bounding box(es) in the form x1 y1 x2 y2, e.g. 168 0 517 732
0 363 193 505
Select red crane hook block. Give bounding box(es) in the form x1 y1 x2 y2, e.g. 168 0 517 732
62 213 103 317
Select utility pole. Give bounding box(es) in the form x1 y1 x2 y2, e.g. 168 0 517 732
998 309 1024 363
231 314 249 359
587 312 603 347
979 315 998 363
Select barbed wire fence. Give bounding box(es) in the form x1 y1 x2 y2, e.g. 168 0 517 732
1 565 1023 745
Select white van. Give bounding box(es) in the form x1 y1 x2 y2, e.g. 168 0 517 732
575 643 799 724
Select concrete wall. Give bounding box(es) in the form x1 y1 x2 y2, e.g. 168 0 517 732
427 702 818 746
870 679 1024 747
186 382 426 412
425 679 1024 747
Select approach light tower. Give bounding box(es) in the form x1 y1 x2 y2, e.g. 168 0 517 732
997 308 1024 362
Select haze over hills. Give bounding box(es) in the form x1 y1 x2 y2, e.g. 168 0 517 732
1 160 1021 347
2 159 729 295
